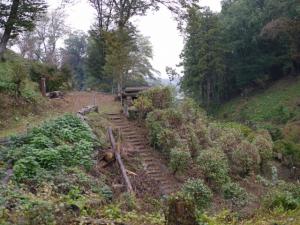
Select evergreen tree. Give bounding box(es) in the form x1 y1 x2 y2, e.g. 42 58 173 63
0 0 47 59
181 7 226 109
61 31 88 90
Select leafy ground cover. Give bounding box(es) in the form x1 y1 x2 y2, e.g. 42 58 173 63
0 114 113 224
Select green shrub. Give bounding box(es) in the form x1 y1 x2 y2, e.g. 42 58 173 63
23 200 55 225
35 149 62 170
30 62 71 92
146 109 181 153
252 135 273 164
207 123 224 143
193 119 209 148
273 139 300 164
283 122 300 143
163 108 183 128
231 140 261 176
158 128 180 156
99 185 113 201
263 182 300 211
169 148 191 174
260 124 283 141
133 95 153 121
217 129 242 154
179 98 206 122
140 86 173 110
0 60 42 102
13 156 41 182
181 179 213 210
197 148 230 186
187 126 201 158
222 182 248 207
146 118 164 148
221 122 253 137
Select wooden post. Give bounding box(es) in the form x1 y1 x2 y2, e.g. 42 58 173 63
108 127 134 194
40 77 46 97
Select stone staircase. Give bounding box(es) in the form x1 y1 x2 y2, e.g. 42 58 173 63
107 113 180 195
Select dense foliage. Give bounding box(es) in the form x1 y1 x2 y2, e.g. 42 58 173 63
180 0 300 109
0 0 47 58
135 87 300 223
0 114 116 224
1 115 96 183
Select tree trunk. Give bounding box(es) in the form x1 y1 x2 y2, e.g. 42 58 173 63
0 0 21 60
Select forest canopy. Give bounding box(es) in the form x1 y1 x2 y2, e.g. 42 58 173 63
180 0 300 109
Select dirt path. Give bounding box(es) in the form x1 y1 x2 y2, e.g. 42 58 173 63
107 113 181 195
0 91 120 138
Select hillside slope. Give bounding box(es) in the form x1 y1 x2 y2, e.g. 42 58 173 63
216 76 300 127
216 76 300 169
0 50 71 137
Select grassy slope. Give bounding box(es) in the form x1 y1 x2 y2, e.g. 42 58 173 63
216 76 300 126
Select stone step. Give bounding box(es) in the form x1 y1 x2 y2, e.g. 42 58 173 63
109 117 122 120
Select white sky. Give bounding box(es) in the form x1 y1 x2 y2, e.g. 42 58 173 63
48 0 222 78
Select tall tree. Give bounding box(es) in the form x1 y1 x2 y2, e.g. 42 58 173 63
34 7 68 65
181 7 226 108
179 0 300 109
104 27 156 94
61 31 88 90
0 0 47 59
87 0 198 95
85 29 112 91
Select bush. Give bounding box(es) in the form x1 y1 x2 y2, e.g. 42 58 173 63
0 60 41 102
35 149 62 170
13 156 41 182
273 139 300 165
197 148 230 186
179 98 206 122
163 108 183 128
23 200 55 225
133 95 153 120
140 86 173 110
193 119 209 148
30 62 71 92
260 124 283 141
252 135 273 164
207 123 224 143
169 148 191 174
181 179 213 210
283 122 300 143
221 122 253 137
231 140 261 176
187 126 201 158
146 109 182 153
263 182 300 211
222 182 248 207
217 129 243 154
158 129 180 156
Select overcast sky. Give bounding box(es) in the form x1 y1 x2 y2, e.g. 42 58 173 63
48 0 222 78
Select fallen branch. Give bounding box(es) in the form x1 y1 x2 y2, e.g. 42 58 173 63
108 127 134 194
78 105 98 116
